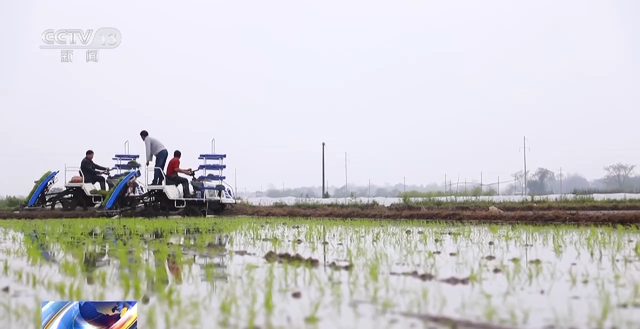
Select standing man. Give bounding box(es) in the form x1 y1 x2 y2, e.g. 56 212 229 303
140 130 168 185
81 150 109 190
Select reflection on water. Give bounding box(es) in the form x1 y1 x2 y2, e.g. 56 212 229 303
27 228 230 291
1 222 640 329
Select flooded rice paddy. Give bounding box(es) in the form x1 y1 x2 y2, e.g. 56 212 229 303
1 218 639 329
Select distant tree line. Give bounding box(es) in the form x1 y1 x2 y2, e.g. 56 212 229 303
504 163 640 195
249 162 640 198
0 196 24 210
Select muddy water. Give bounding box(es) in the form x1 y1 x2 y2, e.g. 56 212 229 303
1 223 640 329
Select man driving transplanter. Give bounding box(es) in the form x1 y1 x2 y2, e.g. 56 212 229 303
166 150 195 198
80 150 108 190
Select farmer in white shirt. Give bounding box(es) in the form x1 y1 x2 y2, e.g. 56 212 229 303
140 130 169 185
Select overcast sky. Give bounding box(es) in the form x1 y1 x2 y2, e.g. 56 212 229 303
0 0 638 195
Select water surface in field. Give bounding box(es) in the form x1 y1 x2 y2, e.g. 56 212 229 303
1 220 640 329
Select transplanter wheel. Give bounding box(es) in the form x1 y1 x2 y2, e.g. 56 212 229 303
49 196 60 210
209 203 227 216
61 198 79 211
182 205 204 218
122 207 139 218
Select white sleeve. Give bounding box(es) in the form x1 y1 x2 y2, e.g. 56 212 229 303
145 138 152 161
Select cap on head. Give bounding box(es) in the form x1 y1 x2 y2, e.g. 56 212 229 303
140 130 149 140
174 150 181 158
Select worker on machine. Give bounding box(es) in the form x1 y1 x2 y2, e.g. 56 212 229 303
166 150 195 198
81 150 109 190
140 130 168 185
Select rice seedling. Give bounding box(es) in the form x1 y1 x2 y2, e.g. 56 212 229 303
0 218 639 328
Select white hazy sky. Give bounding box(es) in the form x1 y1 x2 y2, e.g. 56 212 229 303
0 0 638 195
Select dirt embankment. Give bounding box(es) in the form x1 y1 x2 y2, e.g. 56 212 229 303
389 203 640 212
224 204 640 225
2 203 640 225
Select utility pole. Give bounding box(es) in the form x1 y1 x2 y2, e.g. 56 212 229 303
322 142 326 198
403 176 406 193
519 136 529 195
480 172 483 192
368 179 371 197
559 167 563 194
444 174 447 193
344 152 348 194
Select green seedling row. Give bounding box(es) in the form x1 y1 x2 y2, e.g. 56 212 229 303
0 217 639 329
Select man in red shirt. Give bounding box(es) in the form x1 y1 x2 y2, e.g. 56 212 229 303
165 150 194 198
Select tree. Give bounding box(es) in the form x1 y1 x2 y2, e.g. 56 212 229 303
0 196 24 210
603 163 636 190
503 183 516 195
511 170 529 194
554 173 590 193
374 188 389 197
332 185 350 198
527 167 555 195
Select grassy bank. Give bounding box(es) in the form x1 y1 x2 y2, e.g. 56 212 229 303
265 194 640 209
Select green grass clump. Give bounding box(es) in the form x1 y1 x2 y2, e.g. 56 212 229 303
127 160 140 168
90 189 109 198
24 171 52 204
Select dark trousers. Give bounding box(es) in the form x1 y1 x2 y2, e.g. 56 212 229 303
152 149 169 185
167 174 191 197
85 176 106 190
